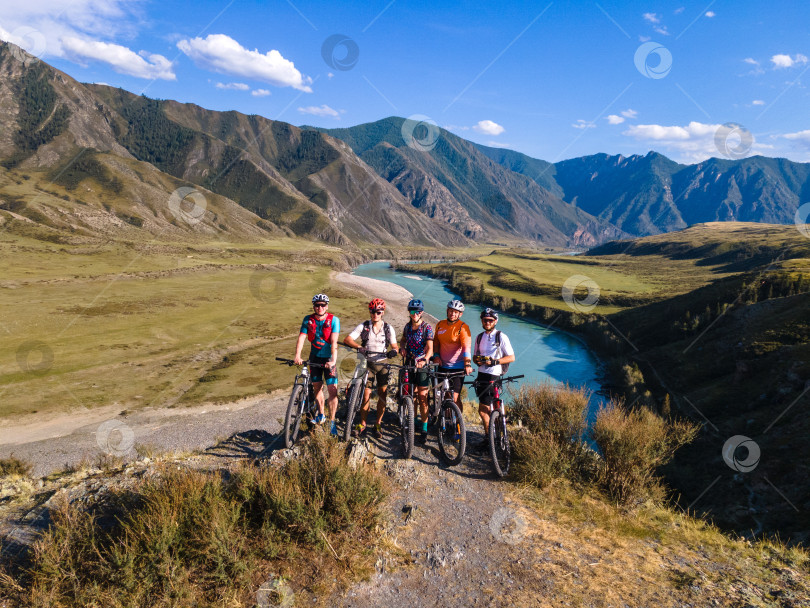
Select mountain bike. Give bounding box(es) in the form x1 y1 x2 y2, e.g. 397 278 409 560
341 347 399 443
394 362 418 459
428 367 467 466
276 358 328 448
470 374 524 477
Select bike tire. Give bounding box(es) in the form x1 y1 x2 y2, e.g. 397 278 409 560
437 399 466 466
489 410 510 477
399 396 415 459
284 384 306 449
343 379 364 442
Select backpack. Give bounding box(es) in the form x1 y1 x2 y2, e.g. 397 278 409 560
306 313 334 350
475 330 509 373
359 320 392 348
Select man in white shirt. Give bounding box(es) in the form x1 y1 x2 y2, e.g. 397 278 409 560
472 308 516 440
343 298 398 438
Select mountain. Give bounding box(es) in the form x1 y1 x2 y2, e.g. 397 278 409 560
0 42 468 249
312 118 628 246
479 145 810 238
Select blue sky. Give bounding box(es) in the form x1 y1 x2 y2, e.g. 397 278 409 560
2 0 810 164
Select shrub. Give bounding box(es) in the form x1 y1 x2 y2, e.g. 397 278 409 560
10 433 386 607
0 456 32 478
592 404 698 505
510 382 591 487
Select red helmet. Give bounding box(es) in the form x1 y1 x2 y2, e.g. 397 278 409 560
368 298 386 311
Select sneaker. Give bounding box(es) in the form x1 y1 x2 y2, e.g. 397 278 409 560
330 420 338 436
313 413 326 425
372 424 383 439
351 423 366 438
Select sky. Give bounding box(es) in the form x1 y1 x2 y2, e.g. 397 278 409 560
2 0 810 164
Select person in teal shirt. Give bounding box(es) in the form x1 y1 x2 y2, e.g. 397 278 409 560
294 293 341 434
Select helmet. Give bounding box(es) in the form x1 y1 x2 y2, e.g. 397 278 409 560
407 299 424 312
480 307 499 320
368 298 386 311
312 293 329 304
447 299 465 312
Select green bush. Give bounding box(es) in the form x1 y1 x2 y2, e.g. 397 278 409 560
592 404 698 504
510 382 591 487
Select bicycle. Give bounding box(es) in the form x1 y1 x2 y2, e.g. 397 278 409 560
276 357 328 448
469 374 524 477
341 347 400 444
427 366 468 466
394 362 419 459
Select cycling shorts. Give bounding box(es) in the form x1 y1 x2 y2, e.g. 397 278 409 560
309 355 338 386
474 372 500 406
365 361 390 389
438 366 465 396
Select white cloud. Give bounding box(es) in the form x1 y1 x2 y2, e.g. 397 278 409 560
251 88 271 97
484 141 514 149
654 25 670 36
606 115 625 125
297 104 340 118
61 37 175 80
572 119 596 130
771 53 808 69
473 120 505 135
643 12 660 23
752 99 765 106
623 121 761 162
782 130 810 147
216 82 249 90
621 108 638 118
638 35 651 42
674 7 685 14
743 57 759 66
705 10 716 17
177 34 312 92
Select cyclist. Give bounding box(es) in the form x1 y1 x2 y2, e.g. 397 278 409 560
293 294 341 435
432 299 473 421
343 298 398 439
398 298 434 444
472 308 515 442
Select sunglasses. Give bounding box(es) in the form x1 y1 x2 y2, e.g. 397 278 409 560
408 309 422 314
313 303 327 308
482 318 496 322
371 309 384 314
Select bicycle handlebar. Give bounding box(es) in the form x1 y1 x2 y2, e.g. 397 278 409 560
275 357 327 368
463 374 525 386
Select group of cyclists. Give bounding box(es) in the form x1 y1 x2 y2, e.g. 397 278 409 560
292 292 516 449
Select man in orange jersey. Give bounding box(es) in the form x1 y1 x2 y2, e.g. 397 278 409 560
431 299 473 412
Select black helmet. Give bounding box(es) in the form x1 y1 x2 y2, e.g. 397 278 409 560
480 307 499 320
407 299 424 312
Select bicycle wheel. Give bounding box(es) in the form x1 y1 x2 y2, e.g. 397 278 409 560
488 410 510 477
343 379 364 442
399 396 415 459
437 399 466 465
284 384 306 448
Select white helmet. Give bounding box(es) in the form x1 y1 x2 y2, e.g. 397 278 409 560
447 299 465 312
312 293 330 304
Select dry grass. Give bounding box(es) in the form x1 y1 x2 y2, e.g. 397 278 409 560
0 456 32 478
1 433 387 607
592 403 698 504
